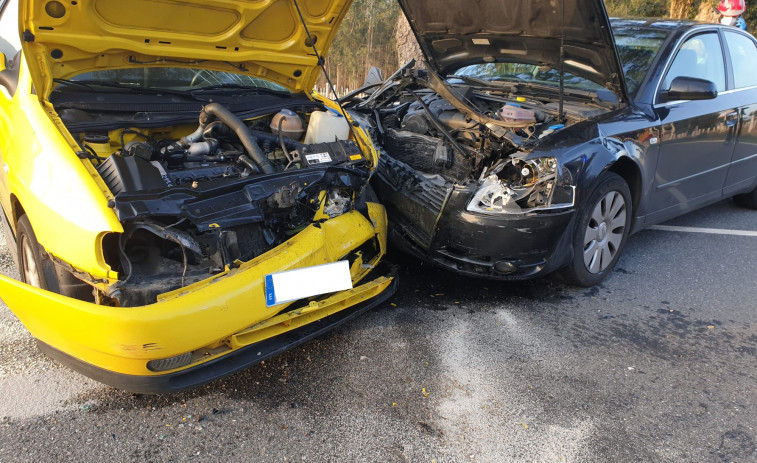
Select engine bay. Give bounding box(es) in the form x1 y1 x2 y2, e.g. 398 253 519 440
61 101 372 306
347 67 611 212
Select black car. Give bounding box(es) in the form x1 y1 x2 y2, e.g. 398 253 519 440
343 0 757 286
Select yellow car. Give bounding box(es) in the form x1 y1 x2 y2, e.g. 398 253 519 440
0 0 395 392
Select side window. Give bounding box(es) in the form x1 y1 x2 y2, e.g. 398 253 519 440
724 31 757 89
662 32 725 93
0 0 21 63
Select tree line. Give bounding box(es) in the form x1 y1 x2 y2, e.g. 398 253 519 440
316 0 401 96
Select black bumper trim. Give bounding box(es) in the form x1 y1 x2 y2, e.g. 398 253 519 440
37 273 398 394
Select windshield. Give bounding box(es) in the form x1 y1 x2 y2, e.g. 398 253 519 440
611 27 669 95
452 63 606 92
451 25 668 98
60 67 290 92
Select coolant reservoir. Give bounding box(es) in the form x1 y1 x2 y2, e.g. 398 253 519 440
499 104 536 126
270 109 305 140
304 110 350 144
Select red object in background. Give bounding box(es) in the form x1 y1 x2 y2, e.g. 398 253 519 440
718 0 746 17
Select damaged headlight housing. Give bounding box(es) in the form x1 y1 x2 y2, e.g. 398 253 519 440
467 156 575 214
323 189 352 218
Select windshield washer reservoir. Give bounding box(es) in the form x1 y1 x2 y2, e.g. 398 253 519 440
304 110 350 144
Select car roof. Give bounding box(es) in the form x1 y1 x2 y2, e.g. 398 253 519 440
610 18 756 46
610 17 704 31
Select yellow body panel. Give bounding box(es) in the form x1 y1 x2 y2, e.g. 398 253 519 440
20 0 354 96
0 207 390 377
0 58 122 280
0 2 394 390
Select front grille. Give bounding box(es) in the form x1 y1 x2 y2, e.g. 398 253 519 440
375 155 452 248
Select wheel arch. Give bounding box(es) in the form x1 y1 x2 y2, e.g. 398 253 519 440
0 197 20 269
1 194 26 267
9 193 26 229
607 156 642 230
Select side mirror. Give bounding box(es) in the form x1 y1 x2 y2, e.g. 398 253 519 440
0 52 20 96
660 76 717 102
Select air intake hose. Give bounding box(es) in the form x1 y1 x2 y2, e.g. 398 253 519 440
199 103 276 174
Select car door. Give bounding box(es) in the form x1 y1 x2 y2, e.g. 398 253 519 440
648 30 739 222
722 30 757 196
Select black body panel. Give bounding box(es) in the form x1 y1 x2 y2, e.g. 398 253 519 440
428 189 575 279
397 0 629 101
361 20 757 282
108 166 368 231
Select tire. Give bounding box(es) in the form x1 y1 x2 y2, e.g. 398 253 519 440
733 186 757 209
16 215 93 300
557 172 632 287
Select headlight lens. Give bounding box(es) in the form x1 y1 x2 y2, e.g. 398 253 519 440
466 156 575 214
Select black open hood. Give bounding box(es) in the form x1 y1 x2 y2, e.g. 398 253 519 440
398 0 628 103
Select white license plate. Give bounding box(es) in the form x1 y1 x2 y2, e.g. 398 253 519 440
264 260 353 307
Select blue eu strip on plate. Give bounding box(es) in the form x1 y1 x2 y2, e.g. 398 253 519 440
264 274 276 307
264 260 353 307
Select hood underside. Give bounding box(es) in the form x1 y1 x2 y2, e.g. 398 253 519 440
398 0 628 102
21 0 352 96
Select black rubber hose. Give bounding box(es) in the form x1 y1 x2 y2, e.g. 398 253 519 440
247 129 305 151
277 117 293 163
184 153 239 163
237 155 261 174
199 103 276 174
202 121 231 140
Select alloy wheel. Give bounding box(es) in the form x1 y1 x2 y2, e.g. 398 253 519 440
20 235 42 288
582 190 627 274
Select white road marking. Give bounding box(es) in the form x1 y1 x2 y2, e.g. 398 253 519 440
650 225 757 237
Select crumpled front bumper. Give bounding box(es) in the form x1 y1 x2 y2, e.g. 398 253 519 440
36 267 397 393
0 205 396 393
372 161 577 280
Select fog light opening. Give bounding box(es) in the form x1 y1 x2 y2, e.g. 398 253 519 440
147 352 192 372
494 260 517 274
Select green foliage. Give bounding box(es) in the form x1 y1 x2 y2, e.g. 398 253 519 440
743 5 757 35
318 0 400 94
604 0 669 18
606 0 756 36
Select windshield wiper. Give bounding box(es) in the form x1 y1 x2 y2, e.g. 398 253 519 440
446 75 600 102
512 82 600 102
53 79 209 101
446 74 517 89
188 84 290 96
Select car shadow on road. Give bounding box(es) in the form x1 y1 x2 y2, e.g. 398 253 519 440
64 248 589 413
385 249 578 310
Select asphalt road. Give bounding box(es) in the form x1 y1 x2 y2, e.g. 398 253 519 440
0 199 755 462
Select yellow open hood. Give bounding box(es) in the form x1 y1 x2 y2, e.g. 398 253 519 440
20 0 352 97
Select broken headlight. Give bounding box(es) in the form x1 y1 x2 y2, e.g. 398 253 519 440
323 189 352 218
467 157 575 214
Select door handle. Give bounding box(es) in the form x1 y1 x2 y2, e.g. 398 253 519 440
725 111 739 127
